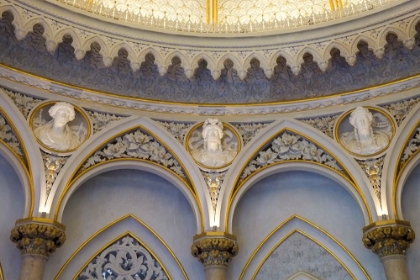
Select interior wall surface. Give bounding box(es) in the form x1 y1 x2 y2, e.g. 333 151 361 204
46 169 204 280
401 162 420 280
230 170 385 280
0 153 24 280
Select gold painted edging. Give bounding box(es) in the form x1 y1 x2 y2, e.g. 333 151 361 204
226 128 372 231
28 101 92 154
15 217 66 231
241 215 370 280
0 106 34 216
54 125 204 232
392 118 420 219
55 214 188 280
193 231 236 241
334 106 396 158
0 262 3 280
363 219 411 233
3 62 420 108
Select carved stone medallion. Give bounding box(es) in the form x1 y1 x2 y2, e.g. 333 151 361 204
336 106 394 157
30 101 91 153
186 119 241 170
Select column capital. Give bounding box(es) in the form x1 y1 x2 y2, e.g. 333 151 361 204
362 220 415 258
191 231 238 267
10 218 66 258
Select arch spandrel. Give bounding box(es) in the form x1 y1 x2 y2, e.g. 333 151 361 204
48 116 209 233
218 119 378 232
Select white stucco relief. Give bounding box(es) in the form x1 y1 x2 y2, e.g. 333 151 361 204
1 0 419 79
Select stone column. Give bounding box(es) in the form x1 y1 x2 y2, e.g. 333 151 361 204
10 218 66 280
191 232 238 280
363 220 415 280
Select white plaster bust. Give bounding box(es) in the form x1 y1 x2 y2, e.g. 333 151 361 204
191 119 237 168
340 106 392 155
34 102 82 151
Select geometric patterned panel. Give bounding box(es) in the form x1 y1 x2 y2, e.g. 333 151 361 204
255 232 352 280
76 235 169 280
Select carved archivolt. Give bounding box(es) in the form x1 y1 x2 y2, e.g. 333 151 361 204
1 1 420 79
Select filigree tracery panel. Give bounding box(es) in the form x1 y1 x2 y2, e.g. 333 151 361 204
77 235 169 280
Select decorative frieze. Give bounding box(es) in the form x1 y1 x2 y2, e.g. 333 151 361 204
10 220 66 257
231 122 271 145
381 97 420 126
363 221 415 258
240 132 345 183
300 115 340 138
156 120 194 144
0 113 23 158
2 88 43 119
86 110 127 134
80 129 187 179
191 233 238 267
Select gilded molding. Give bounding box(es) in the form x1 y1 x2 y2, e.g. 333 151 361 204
362 222 415 258
10 220 66 257
191 232 238 267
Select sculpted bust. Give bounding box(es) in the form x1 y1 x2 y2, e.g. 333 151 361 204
191 119 237 168
340 107 392 155
34 102 82 151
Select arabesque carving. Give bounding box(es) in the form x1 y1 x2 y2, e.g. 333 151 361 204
231 122 271 145
400 127 420 169
42 152 68 205
0 113 23 158
3 88 43 119
156 120 194 144
191 235 238 267
300 115 339 138
357 156 384 200
77 235 168 280
81 129 187 179
10 223 66 257
381 97 420 126
86 110 127 134
202 170 226 215
363 225 415 258
240 132 345 182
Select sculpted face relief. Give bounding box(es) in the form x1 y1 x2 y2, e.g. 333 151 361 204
191 119 237 168
340 107 392 155
34 102 83 152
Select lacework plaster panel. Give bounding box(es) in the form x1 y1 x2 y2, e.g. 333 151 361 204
86 110 128 134
0 112 24 159
400 126 420 170
300 115 340 139
77 235 169 280
1 2 420 104
80 128 189 183
231 122 272 145
380 97 420 126
239 132 347 186
255 232 352 280
2 87 43 119
156 120 194 144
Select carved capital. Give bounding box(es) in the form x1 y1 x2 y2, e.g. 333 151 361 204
191 232 238 267
362 220 415 258
10 218 66 257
